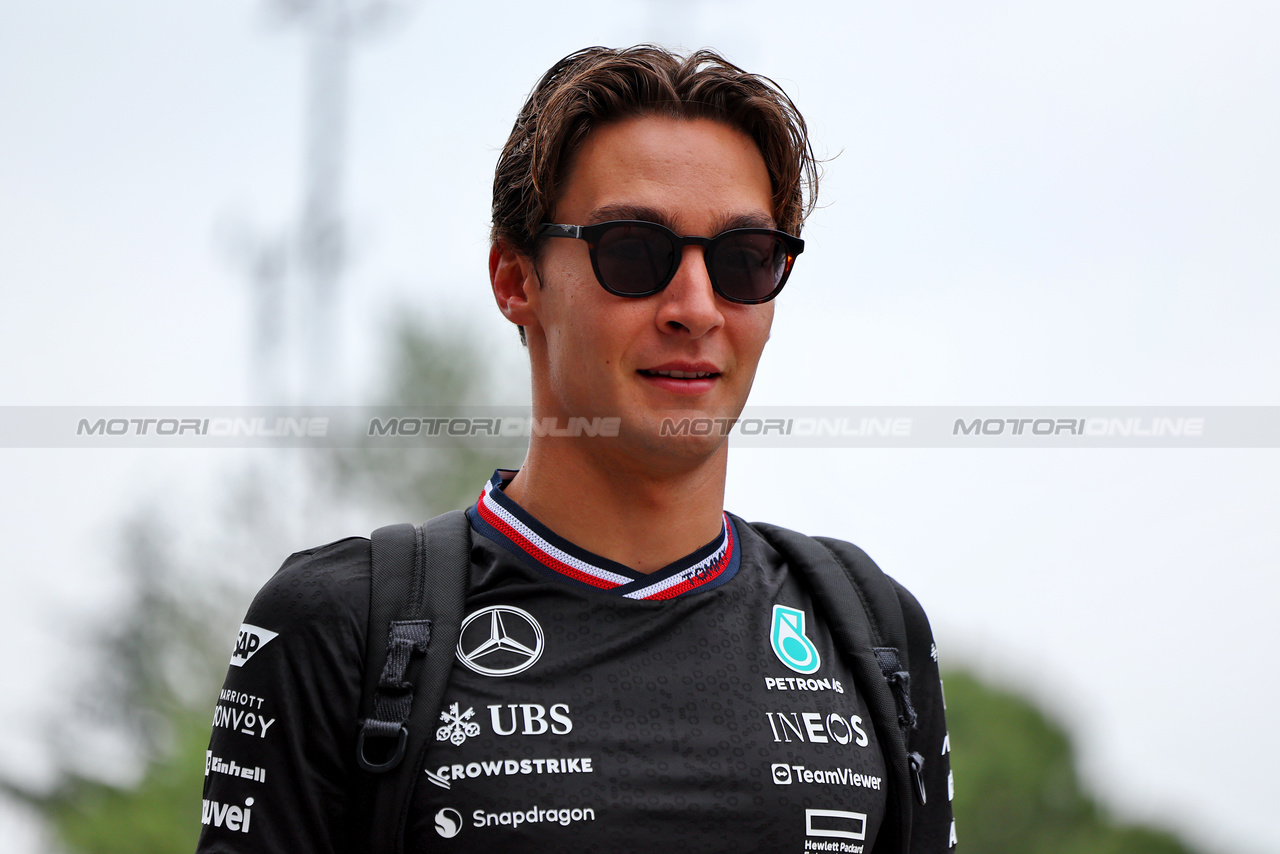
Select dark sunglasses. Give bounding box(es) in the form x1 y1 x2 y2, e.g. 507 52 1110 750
538 220 804 304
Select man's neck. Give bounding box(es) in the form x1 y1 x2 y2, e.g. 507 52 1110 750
502 440 728 575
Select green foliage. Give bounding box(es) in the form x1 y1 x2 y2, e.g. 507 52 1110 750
7 311 509 854
944 669 1199 854
44 711 210 854
327 312 516 517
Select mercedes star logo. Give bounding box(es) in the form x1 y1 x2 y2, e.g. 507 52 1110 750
455 605 544 677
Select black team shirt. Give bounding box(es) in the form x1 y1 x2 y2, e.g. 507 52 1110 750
197 471 955 853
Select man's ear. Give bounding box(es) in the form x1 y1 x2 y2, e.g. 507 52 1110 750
489 242 539 329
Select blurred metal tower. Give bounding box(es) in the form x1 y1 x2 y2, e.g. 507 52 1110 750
216 0 408 547
235 0 402 405
285 0 398 404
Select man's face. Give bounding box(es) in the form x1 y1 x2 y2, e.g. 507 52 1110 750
509 114 777 469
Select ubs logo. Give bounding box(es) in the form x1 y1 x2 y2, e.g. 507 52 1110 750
456 606 544 677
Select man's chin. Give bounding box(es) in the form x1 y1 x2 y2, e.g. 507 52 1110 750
613 408 740 464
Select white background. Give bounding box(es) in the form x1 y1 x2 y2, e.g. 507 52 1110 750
2 2 1277 852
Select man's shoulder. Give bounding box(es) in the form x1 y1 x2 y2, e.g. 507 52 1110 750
277 535 371 579
732 516 879 572
243 535 372 635
732 516 931 628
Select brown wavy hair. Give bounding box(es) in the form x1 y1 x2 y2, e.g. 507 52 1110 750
491 45 819 258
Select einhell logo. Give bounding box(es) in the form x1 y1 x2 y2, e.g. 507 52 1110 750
230 624 278 668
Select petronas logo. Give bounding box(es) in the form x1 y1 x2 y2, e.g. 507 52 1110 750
770 605 821 674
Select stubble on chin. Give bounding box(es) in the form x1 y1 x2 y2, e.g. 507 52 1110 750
610 408 738 471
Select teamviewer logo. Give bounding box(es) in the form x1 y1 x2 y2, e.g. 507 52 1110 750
771 763 792 785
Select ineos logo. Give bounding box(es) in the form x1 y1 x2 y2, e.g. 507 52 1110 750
456 606 544 677
764 711 870 747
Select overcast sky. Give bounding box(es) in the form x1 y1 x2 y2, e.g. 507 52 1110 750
2 2 1278 852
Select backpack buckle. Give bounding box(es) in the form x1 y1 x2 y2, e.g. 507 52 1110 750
356 721 409 773
908 751 927 805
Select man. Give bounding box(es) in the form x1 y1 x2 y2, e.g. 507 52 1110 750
198 46 954 852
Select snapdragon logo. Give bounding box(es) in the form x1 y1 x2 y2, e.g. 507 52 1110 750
771 605 820 674
472 805 596 830
434 808 463 839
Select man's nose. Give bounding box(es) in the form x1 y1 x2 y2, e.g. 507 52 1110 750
654 246 725 338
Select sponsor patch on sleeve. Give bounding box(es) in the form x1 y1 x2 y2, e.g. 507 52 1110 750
230 623 278 667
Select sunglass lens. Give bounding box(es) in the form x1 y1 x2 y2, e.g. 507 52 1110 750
711 233 790 302
594 224 676 295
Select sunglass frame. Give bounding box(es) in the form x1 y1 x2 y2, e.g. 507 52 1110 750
538 220 804 304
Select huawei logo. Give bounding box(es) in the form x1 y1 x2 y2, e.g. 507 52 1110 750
455 606 544 677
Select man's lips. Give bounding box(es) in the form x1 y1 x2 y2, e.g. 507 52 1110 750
637 364 722 394
638 368 719 379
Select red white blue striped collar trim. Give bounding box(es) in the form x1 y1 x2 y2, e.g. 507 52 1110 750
467 470 739 600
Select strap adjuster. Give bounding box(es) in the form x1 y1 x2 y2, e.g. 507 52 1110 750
356 722 409 773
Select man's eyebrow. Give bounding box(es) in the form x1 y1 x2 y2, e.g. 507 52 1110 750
582 205 778 233
713 211 777 232
584 204 674 229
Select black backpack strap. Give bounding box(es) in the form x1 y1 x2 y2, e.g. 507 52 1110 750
815 537 927 808
357 510 471 854
752 522 919 854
